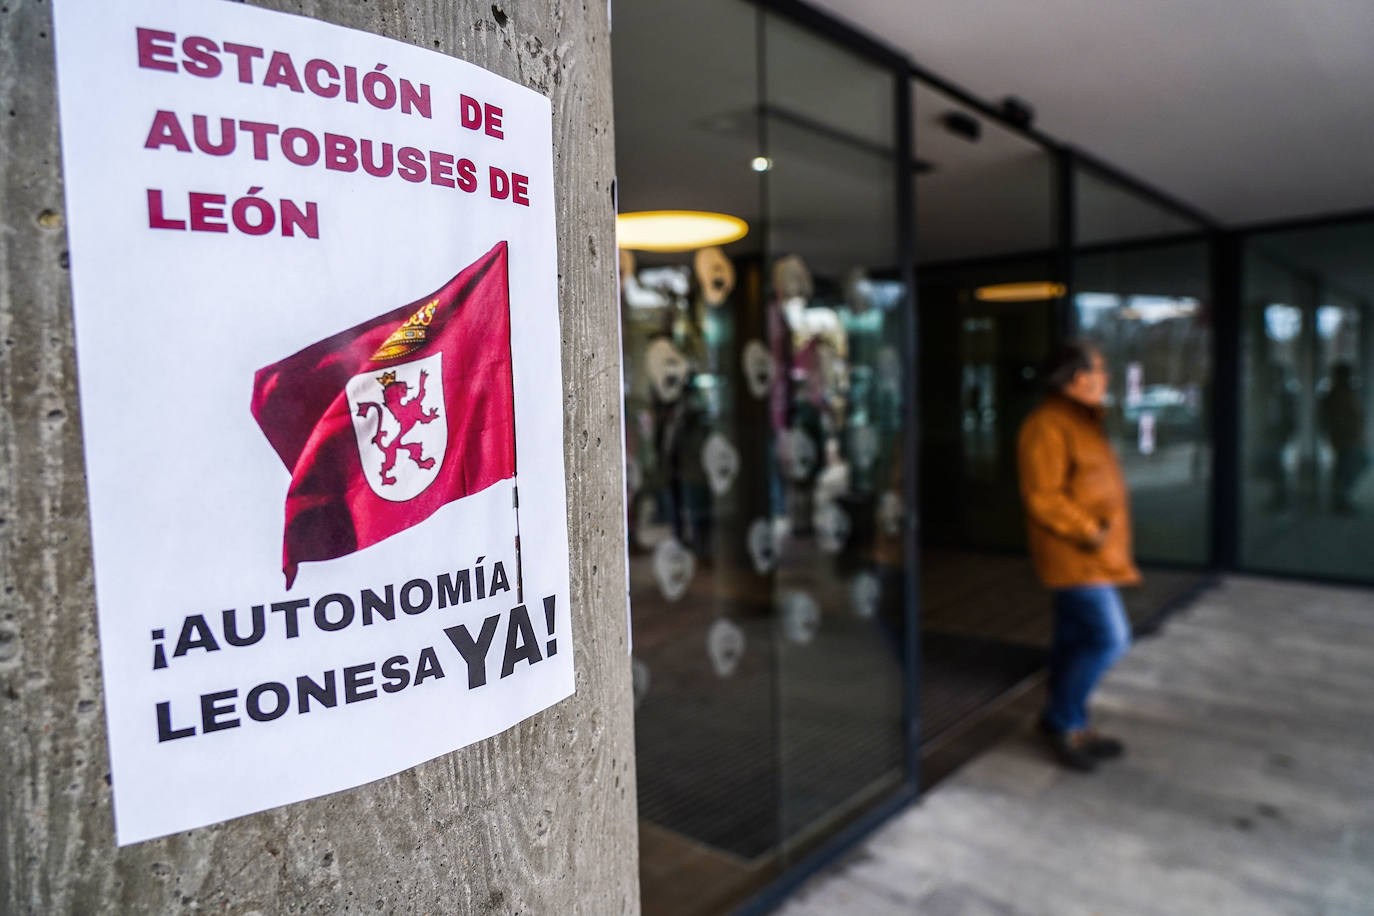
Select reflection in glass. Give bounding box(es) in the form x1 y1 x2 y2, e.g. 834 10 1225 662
911 76 1063 763
1074 241 1213 565
615 4 781 911
615 1 909 910
1240 220 1374 582
920 255 1058 554
766 8 910 859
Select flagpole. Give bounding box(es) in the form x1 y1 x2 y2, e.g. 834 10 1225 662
514 481 524 605
506 247 523 606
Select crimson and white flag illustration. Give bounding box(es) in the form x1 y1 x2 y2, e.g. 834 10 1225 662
251 241 516 587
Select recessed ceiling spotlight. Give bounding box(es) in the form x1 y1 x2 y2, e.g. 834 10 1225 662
751 156 773 172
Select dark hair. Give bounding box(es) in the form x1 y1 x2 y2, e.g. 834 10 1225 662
1043 341 1099 391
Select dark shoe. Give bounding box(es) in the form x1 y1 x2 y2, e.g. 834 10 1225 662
1043 730 1098 772
1080 728 1125 760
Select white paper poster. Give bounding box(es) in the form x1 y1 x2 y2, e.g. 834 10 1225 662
52 0 572 845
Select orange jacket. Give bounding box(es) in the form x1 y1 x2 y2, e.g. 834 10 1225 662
1017 394 1141 589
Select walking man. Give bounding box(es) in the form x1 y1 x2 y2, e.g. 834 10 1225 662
1018 342 1139 771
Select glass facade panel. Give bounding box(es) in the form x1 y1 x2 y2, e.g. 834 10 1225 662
615 3 910 911
919 255 1058 555
1074 241 1213 564
1076 167 1200 246
913 83 1055 265
764 13 893 152
763 12 907 852
1240 220 1374 582
914 83 1058 560
1072 162 1214 568
614 3 780 911
912 81 1060 752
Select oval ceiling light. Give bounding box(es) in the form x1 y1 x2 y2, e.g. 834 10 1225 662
974 281 1066 303
616 210 749 253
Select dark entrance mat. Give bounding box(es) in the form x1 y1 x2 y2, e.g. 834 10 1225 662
919 632 1049 745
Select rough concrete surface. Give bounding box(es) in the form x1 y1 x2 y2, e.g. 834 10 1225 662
0 1 636 913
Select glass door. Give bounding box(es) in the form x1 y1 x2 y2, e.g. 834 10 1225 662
613 2 913 911
614 2 781 911
762 11 910 855
910 77 1060 759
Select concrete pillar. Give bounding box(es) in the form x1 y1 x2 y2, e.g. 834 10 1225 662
0 1 637 912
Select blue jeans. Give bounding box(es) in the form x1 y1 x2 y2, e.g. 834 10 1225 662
1043 584 1131 733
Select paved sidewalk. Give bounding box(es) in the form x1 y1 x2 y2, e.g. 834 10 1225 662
779 576 1374 916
